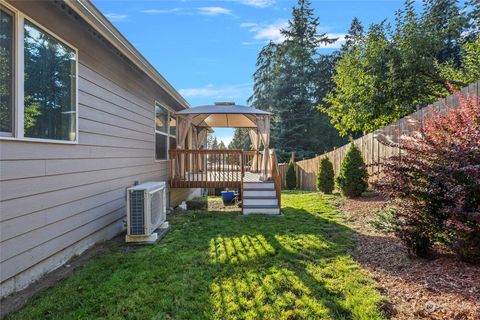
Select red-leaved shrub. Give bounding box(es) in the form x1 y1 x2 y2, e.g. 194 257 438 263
375 90 480 261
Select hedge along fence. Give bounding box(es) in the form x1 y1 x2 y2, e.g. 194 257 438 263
278 81 480 191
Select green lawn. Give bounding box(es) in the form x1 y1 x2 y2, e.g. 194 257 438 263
6 191 385 320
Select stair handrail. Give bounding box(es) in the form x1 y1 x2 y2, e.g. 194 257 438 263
270 149 281 207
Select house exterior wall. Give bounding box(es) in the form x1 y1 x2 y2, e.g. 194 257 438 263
0 0 198 297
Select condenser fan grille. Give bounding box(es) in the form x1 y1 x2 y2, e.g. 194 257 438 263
129 190 145 235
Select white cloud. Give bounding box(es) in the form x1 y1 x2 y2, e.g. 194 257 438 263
217 136 233 146
105 13 128 22
198 7 232 16
241 21 346 48
240 22 258 28
141 8 182 14
241 20 288 43
179 84 252 100
235 0 275 8
141 7 232 16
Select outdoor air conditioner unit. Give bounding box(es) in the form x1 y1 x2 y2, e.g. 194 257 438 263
126 181 169 243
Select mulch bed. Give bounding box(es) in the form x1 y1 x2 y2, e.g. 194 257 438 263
337 193 480 320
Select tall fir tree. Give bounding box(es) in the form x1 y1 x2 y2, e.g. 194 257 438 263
249 0 344 161
342 17 365 52
211 137 219 149
228 128 251 150
466 0 480 36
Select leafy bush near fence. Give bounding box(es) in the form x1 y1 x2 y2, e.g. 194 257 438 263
285 160 296 190
336 143 368 198
375 90 480 261
317 157 334 194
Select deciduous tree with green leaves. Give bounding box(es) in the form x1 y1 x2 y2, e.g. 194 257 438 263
322 0 474 136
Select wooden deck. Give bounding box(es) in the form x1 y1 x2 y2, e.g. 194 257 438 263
169 149 261 188
171 171 261 188
168 149 282 207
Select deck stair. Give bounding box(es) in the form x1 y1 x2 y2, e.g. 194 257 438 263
242 181 280 215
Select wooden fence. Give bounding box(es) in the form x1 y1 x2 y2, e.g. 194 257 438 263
278 81 480 191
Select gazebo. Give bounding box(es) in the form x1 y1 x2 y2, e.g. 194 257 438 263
169 102 281 214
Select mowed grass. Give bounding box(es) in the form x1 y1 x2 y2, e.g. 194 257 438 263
6 191 385 320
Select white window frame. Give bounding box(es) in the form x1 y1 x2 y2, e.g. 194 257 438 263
0 4 15 137
0 2 79 144
154 101 176 162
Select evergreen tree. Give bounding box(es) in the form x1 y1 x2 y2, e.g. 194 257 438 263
248 41 278 113
218 141 227 150
466 0 480 35
206 133 215 149
336 143 368 198
211 137 219 149
228 128 251 150
342 17 365 52
317 157 334 194
285 160 297 189
249 0 344 161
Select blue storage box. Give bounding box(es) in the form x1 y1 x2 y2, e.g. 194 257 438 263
221 191 236 204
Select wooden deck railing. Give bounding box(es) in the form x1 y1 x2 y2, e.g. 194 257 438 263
169 148 282 207
168 149 264 188
270 149 281 206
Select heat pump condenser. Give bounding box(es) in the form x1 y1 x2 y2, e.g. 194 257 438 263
126 181 168 243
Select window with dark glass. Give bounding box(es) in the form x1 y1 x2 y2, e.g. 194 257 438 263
23 20 77 141
0 8 13 134
155 103 176 160
155 133 168 160
155 104 168 133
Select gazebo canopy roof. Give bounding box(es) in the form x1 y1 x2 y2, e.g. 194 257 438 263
175 103 272 128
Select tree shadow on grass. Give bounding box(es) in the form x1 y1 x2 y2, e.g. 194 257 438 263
205 206 383 319
5 196 384 320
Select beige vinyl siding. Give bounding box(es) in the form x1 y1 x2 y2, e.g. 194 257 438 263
0 0 196 294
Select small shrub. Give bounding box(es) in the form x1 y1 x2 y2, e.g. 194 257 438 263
186 197 208 210
336 143 368 198
317 157 334 194
375 90 480 260
369 206 400 233
285 160 296 190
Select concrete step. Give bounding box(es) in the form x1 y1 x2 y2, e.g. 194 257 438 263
243 197 278 206
243 205 280 215
243 189 276 197
243 182 275 190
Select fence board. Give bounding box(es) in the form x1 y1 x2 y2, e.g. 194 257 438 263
279 81 479 190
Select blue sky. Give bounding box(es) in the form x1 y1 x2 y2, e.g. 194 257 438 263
93 0 415 145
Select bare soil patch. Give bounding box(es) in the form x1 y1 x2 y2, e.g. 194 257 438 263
207 196 241 212
337 193 480 320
